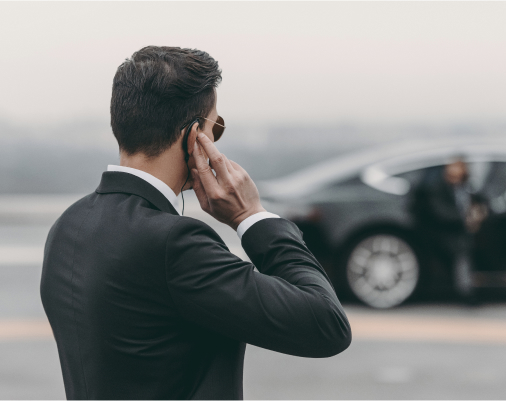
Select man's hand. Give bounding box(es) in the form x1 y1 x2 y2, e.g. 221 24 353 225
465 203 488 233
191 133 266 230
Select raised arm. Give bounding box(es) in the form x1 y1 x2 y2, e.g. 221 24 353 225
167 131 351 357
165 216 351 358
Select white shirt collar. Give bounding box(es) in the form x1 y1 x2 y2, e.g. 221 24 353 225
107 165 181 215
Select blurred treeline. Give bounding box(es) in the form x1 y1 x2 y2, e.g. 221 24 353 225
1 118 506 194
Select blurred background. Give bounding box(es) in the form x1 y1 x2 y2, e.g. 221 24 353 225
2 1 506 399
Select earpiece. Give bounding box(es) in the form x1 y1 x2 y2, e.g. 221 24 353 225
182 119 200 163
180 118 200 215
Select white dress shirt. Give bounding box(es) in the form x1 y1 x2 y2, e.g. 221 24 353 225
107 165 279 239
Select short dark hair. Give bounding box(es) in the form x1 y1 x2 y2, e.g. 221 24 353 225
110 46 222 157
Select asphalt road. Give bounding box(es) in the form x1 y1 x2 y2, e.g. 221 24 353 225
1 195 506 399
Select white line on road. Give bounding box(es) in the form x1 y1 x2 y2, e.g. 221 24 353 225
0 246 248 265
0 246 44 265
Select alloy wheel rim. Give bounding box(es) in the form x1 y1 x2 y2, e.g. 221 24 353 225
347 234 419 308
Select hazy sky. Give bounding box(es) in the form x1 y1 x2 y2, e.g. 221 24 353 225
1 2 506 127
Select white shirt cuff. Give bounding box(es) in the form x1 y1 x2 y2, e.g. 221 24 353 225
236 212 280 240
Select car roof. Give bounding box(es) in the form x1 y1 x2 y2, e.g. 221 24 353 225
259 135 506 199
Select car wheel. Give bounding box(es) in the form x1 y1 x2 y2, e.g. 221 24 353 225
346 234 420 308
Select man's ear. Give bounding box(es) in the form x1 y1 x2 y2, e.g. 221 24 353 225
186 121 200 157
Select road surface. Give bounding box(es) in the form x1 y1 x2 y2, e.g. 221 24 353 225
1 194 506 399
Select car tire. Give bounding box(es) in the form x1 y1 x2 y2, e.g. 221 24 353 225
344 233 420 309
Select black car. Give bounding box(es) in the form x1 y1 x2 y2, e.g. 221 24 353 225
259 137 506 308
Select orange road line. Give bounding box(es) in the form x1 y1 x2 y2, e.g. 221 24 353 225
348 313 506 344
2 314 506 344
0 319 53 341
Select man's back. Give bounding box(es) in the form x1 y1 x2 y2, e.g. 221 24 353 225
41 174 245 399
41 172 351 400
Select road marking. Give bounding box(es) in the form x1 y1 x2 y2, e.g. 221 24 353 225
2 313 506 344
0 194 84 214
348 313 506 344
0 246 248 266
0 319 52 340
0 246 44 265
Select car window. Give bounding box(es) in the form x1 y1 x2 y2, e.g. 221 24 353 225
482 162 506 198
394 169 426 186
394 161 495 191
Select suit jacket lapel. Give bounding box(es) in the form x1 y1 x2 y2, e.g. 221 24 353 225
96 172 180 216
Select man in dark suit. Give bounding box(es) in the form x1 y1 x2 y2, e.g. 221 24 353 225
410 158 487 301
40 46 352 400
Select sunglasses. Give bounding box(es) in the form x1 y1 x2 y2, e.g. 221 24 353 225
181 115 226 142
199 116 226 142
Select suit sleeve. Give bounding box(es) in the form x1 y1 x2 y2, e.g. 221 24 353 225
165 217 351 358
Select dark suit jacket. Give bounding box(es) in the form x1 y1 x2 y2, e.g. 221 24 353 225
40 172 352 400
410 166 467 233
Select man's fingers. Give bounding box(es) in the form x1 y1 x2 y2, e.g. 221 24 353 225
222 154 235 173
196 134 232 184
193 140 218 192
191 169 210 213
229 159 245 173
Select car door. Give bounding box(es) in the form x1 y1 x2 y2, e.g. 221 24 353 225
473 161 506 275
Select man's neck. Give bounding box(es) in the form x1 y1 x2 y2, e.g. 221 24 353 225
119 149 186 196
